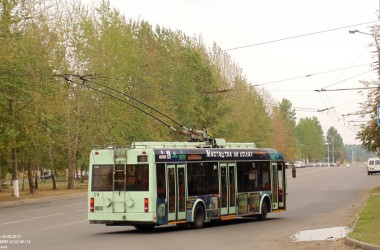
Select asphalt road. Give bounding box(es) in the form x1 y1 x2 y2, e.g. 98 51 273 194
0 165 378 250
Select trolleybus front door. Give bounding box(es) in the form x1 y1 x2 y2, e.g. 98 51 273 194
220 163 236 215
271 163 286 210
167 164 186 222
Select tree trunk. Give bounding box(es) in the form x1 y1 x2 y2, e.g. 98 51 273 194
0 165 2 192
67 95 74 189
49 146 56 190
11 148 19 197
9 99 19 197
22 166 25 191
28 159 35 194
35 173 38 189
52 170 57 190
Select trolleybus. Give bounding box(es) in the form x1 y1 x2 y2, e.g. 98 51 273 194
88 138 287 231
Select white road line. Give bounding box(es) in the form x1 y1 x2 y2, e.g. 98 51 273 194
0 212 67 226
287 167 331 178
75 208 87 212
40 219 88 231
60 202 85 207
34 202 85 212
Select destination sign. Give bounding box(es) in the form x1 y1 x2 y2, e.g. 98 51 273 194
154 148 283 162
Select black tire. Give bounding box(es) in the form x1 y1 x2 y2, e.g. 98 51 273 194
134 224 155 232
258 200 269 221
192 204 205 229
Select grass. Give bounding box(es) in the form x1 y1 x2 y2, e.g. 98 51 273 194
0 179 87 203
349 186 380 246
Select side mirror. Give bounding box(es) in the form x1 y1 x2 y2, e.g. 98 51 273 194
292 166 296 178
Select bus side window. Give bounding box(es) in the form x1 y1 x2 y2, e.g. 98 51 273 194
256 163 270 190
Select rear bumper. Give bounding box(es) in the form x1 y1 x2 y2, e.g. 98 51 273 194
368 170 380 174
88 212 156 225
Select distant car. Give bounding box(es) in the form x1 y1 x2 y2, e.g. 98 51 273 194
285 162 293 169
40 172 52 179
293 161 306 168
367 158 380 175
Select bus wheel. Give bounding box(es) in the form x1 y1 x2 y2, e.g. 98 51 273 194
192 204 205 229
134 225 155 233
258 200 268 221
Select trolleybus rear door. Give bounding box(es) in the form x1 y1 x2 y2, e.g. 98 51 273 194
220 163 236 215
277 163 286 209
113 164 126 213
167 164 186 221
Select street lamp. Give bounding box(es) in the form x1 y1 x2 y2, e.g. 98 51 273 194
349 29 380 78
331 137 335 164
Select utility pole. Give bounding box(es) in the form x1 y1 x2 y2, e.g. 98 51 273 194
326 143 330 167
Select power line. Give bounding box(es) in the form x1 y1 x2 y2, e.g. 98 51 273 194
253 63 371 87
315 86 379 92
224 20 379 51
321 69 375 89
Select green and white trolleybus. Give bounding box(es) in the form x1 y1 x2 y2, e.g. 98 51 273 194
88 138 287 231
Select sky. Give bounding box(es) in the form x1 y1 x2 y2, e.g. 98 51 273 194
90 0 379 145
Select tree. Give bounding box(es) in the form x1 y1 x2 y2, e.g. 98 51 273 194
279 99 296 128
0 0 33 197
295 117 325 162
325 127 345 163
356 25 380 154
270 99 297 161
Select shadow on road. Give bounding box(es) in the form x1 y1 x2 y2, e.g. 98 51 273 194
96 217 282 235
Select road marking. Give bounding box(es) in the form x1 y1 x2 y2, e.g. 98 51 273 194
40 219 88 231
60 202 85 207
75 208 87 212
34 202 85 212
287 167 331 178
0 212 67 226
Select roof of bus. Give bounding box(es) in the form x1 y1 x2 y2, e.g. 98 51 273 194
130 138 256 149
90 140 284 161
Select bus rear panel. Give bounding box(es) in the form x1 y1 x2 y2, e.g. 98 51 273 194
88 147 156 228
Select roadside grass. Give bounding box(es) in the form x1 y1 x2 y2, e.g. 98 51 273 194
0 179 87 203
349 186 380 246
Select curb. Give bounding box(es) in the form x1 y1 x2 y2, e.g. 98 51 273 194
0 192 87 208
345 236 380 250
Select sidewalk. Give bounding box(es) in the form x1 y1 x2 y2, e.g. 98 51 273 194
0 192 87 208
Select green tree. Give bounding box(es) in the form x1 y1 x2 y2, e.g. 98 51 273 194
270 99 297 161
279 99 296 128
295 117 325 162
326 127 345 163
356 25 380 154
0 0 34 197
